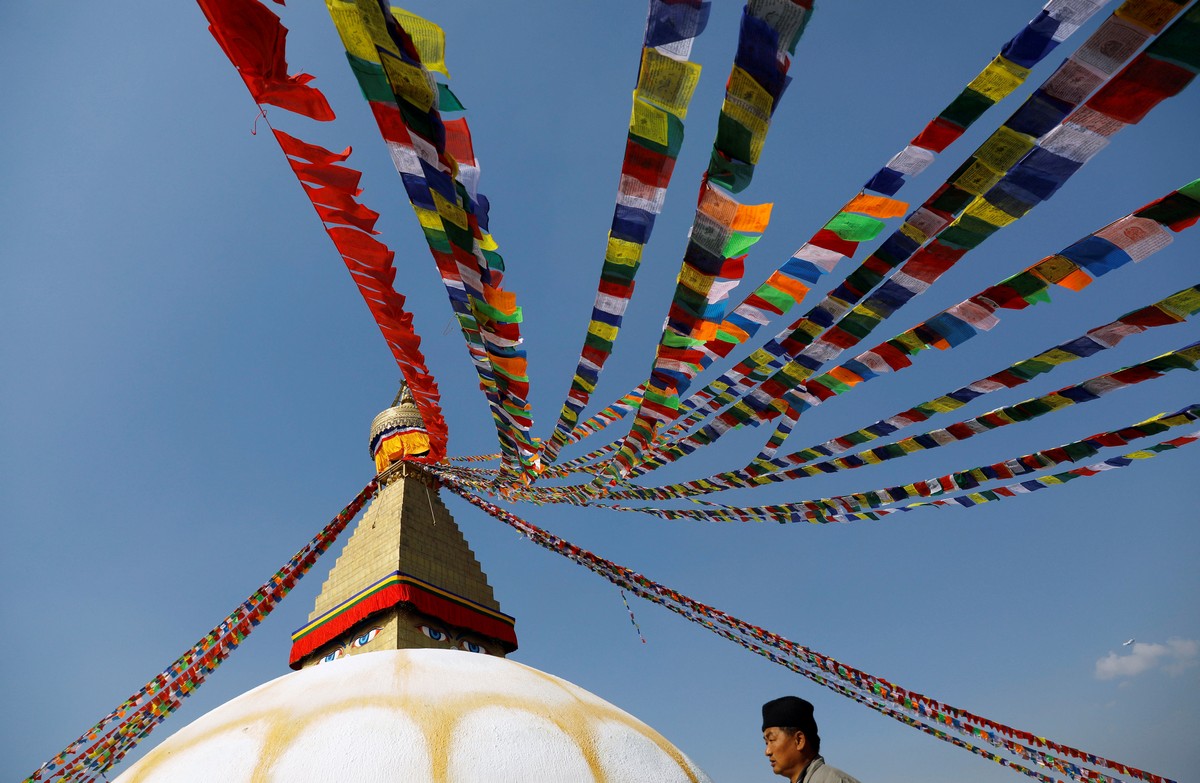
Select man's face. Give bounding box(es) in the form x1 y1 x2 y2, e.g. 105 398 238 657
763 727 806 780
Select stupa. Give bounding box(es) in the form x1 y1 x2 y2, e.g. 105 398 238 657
113 386 713 782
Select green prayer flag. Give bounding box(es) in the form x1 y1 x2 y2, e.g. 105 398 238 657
824 212 885 242
939 87 993 128
723 231 762 258
755 285 794 312
437 82 466 111
346 54 394 103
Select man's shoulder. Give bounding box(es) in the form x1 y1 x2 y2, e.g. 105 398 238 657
808 758 863 783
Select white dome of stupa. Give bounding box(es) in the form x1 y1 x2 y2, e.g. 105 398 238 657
114 649 712 782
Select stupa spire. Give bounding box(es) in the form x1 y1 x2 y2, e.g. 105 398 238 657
288 387 516 669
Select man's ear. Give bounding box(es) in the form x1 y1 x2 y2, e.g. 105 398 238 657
794 730 807 751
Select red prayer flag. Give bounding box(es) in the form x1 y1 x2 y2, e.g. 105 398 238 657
330 227 395 268
273 129 349 164
911 117 963 153
289 159 363 192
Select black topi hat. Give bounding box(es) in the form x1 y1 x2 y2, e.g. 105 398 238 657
762 695 819 743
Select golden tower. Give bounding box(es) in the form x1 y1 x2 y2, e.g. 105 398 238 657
288 384 516 669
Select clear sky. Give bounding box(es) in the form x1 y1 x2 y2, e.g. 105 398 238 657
2 2 1197 781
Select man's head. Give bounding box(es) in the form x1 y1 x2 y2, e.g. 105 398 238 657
762 696 820 781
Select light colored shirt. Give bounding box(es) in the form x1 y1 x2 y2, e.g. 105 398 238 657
798 756 863 783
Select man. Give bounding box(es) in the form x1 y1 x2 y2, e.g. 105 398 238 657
762 696 862 783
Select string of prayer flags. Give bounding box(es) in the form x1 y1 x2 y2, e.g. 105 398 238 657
757 285 1200 467
324 2 540 481
635 177 1200 477
288 142 449 460
706 0 813 192
607 0 812 482
195 0 448 460
612 344 1200 501
26 482 378 783
639 7 1151 456
437 472 1178 783
564 0 1113 467
618 420 1199 527
682 0 1111 370
653 190 911 444
538 0 711 466
865 0 1110 195
630 7 1200 475
197 0 335 121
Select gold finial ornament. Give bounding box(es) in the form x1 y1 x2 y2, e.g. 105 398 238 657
370 380 431 472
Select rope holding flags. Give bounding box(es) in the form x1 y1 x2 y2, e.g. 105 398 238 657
436 471 1183 783
24 482 377 783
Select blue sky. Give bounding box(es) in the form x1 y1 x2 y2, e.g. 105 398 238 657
2 2 1197 781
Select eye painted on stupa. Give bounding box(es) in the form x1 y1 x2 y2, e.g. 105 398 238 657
350 626 382 648
419 624 449 642
459 639 486 654
320 647 346 664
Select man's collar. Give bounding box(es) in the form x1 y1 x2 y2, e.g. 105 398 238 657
794 756 825 783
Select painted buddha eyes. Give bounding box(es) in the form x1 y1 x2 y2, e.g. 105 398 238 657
419 624 448 642
351 627 382 648
418 624 487 653
316 626 383 664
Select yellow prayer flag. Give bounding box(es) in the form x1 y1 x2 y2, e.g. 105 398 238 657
900 222 928 245
1037 348 1079 366
793 319 824 340
390 8 449 76
954 161 1004 196
963 197 1019 228
975 126 1036 171
747 348 774 367
727 66 773 119
606 235 644 266
630 94 670 147
722 99 769 163
413 206 443 231
1040 394 1073 411
1178 344 1200 363
1115 0 1184 33
781 362 811 383
572 373 596 394
326 1 385 63
966 56 1030 101
588 321 619 342
925 397 964 413
1030 255 1080 285
844 193 908 219
380 50 436 111
679 264 715 295
636 48 702 118
431 189 468 231
896 439 921 453
478 232 499 251
1160 288 1200 318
